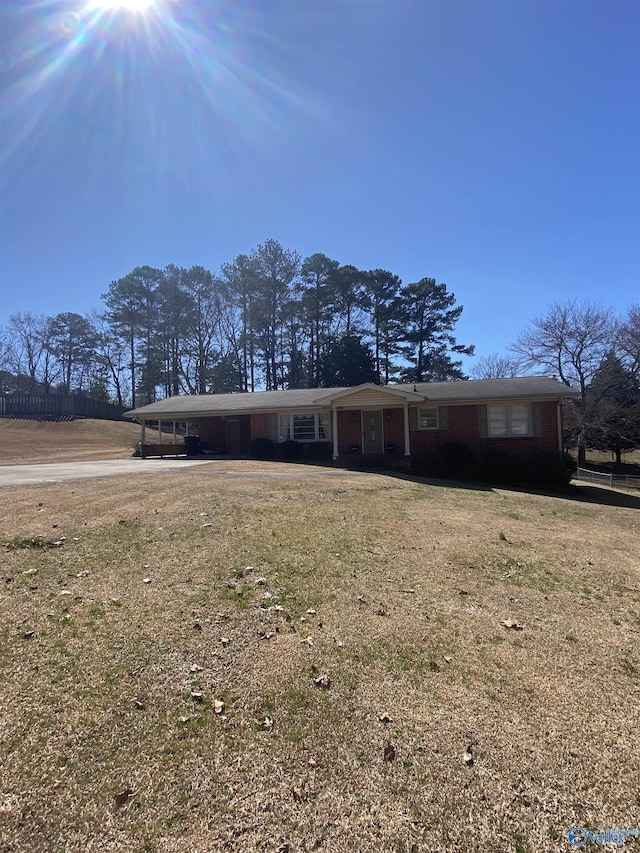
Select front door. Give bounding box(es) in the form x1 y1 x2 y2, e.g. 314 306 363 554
362 410 383 454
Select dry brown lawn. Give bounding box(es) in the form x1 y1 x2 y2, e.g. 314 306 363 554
0 422 639 852
0 419 147 465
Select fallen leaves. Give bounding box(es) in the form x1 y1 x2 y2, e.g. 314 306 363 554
114 788 135 808
383 742 397 762
291 784 308 803
501 619 524 631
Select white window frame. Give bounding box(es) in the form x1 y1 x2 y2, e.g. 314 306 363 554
278 412 331 443
417 407 439 430
488 404 532 437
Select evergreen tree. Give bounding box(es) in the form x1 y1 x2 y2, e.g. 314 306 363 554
396 278 474 382
318 334 377 387
586 352 640 463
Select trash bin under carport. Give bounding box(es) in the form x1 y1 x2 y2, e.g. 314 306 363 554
184 436 201 456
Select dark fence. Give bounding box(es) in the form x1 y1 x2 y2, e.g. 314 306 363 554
0 394 125 421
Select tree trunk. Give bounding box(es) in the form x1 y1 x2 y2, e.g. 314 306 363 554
577 442 586 466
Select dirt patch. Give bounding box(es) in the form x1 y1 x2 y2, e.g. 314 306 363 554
0 466 638 852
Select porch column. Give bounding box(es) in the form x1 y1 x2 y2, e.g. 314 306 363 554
403 403 411 456
332 408 339 460
140 421 146 459
173 421 177 445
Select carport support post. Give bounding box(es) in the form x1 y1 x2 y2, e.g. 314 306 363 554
332 408 339 461
403 403 411 456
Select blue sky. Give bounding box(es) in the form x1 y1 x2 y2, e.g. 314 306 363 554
1 0 638 369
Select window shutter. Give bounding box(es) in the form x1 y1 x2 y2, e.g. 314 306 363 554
269 414 279 442
532 403 543 436
439 407 449 430
409 407 418 430
478 405 488 438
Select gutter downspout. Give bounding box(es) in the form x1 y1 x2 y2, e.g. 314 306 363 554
557 402 563 453
403 403 411 456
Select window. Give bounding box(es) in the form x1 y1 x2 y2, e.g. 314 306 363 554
418 407 439 430
278 412 331 442
293 415 315 440
488 404 531 437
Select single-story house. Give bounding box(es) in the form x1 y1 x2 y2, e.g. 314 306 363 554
125 377 579 470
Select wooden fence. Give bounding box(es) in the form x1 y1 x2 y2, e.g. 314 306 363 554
0 394 125 421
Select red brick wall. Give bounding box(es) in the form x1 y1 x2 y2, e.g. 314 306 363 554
200 402 561 459
410 402 559 456
382 408 405 452
250 413 272 441
337 410 362 454
196 417 226 449
195 415 251 453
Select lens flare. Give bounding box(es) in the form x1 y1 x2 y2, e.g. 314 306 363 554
88 0 156 11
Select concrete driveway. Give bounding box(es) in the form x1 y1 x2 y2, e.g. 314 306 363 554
0 458 369 487
0 458 212 486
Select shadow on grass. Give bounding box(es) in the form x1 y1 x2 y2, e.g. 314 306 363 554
380 470 640 510
199 457 640 510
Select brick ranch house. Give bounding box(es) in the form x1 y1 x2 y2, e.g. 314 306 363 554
125 377 579 470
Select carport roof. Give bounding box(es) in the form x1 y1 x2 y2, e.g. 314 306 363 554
125 377 578 421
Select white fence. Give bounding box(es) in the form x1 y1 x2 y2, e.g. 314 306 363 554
576 468 613 486
576 468 640 490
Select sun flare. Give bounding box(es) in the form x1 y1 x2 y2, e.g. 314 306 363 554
89 0 156 11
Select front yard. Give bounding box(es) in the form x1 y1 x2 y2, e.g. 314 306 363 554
1 464 638 852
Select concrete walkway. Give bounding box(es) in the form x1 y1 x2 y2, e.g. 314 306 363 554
0 458 368 487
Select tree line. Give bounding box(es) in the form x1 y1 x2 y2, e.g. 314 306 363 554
1 239 637 462
0 239 473 407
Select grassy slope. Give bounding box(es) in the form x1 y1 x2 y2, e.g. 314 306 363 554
0 467 638 853
0 419 167 465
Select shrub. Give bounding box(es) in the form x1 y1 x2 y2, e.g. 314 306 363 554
411 452 436 477
434 441 476 479
308 441 332 461
480 449 575 489
280 439 303 460
480 448 523 485
249 437 274 459
523 450 576 488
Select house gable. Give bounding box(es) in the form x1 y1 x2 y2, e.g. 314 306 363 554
314 383 425 409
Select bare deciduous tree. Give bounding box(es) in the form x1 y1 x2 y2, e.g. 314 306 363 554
618 304 640 376
470 353 520 380
510 300 616 463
